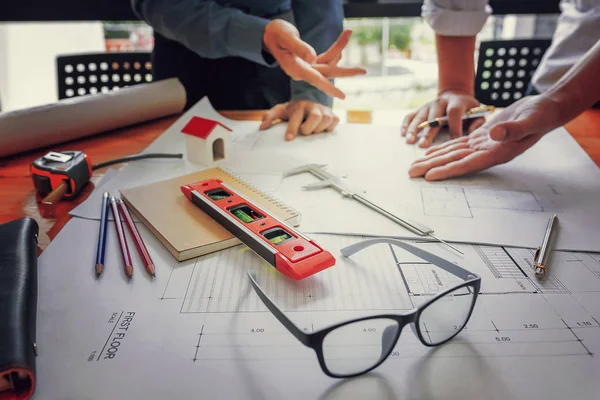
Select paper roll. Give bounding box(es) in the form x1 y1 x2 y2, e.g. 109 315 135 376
0 78 186 158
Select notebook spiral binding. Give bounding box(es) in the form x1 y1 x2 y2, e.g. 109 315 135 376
218 167 302 225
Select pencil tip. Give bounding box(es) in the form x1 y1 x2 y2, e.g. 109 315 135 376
148 264 156 277
95 264 104 278
125 265 134 279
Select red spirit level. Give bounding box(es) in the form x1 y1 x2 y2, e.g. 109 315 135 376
181 179 336 280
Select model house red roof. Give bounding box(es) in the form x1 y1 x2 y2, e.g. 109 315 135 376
181 116 232 139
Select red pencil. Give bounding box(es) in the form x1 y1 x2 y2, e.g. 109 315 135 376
109 196 133 279
117 198 156 277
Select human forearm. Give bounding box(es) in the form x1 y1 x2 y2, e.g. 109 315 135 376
403 0 491 146
545 40 600 123
131 0 272 65
400 34 479 146
289 0 344 105
422 0 490 95
436 34 476 95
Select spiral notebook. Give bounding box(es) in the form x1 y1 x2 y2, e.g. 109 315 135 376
119 167 300 261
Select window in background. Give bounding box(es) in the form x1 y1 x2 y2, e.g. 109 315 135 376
0 22 105 111
335 13 557 117
97 13 558 122
0 12 558 114
103 21 154 52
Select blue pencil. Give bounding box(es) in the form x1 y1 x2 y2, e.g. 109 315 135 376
95 192 110 278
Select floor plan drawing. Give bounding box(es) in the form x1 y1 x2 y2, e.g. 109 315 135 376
37 195 600 400
173 235 600 365
152 232 600 366
421 186 545 218
33 99 600 399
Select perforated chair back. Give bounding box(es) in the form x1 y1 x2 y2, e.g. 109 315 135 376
56 52 153 100
475 39 552 107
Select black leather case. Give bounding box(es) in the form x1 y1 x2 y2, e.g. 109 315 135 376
0 217 39 400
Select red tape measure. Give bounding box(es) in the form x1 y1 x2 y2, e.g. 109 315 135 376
30 151 184 204
30 151 92 202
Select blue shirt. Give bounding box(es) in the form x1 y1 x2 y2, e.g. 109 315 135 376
131 0 343 107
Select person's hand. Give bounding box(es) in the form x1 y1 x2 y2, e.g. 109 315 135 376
263 21 366 99
400 90 483 148
259 101 340 141
407 129 545 181
408 94 565 180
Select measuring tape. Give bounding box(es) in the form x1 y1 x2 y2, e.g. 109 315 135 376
30 150 183 205
31 151 92 203
181 179 336 280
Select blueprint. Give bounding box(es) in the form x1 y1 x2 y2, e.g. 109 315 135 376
228 123 600 252
34 217 600 399
69 97 600 252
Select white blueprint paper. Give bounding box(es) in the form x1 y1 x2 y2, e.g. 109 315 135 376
34 217 600 399
244 124 600 252
70 97 600 251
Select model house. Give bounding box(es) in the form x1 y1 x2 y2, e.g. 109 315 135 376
181 116 232 165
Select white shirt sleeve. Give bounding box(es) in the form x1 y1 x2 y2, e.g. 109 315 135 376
422 0 492 36
532 0 600 93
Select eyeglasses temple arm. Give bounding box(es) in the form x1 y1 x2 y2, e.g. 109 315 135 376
246 271 312 347
340 238 478 281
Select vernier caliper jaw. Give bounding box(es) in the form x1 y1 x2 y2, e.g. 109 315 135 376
283 164 463 255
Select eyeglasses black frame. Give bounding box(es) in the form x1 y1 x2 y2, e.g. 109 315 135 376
247 237 481 379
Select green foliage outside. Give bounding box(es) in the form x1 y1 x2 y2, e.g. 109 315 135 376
349 22 413 51
389 24 412 50
352 26 383 47
104 30 130 39
103 21 145 39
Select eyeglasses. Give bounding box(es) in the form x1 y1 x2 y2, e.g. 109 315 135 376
247 237 481 379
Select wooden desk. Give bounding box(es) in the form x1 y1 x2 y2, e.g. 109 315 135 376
1 108 599 250
0 110 263 249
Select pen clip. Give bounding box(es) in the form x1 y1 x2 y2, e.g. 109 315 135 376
466 105 494 117
533 246 541 266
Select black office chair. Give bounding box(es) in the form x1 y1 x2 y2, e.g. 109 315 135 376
474 39 552 107
56 52 152 100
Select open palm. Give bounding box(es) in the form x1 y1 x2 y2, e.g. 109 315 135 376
263 22 366 99
408 130 544 180
408 94 565 181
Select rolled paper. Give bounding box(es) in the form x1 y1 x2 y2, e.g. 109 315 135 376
0 78 186 158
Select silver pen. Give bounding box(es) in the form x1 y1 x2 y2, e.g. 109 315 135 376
533 214 558 278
